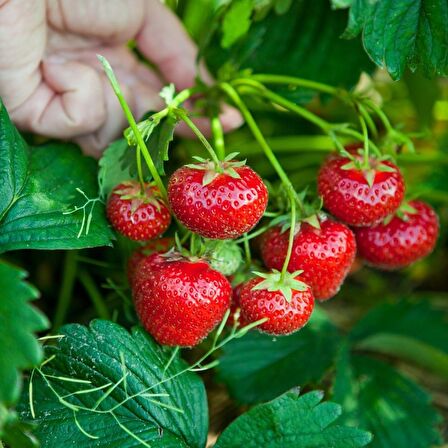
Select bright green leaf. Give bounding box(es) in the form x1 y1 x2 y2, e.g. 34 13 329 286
18 320 208 448
333 354 443 448
349 299 448 378
0 262 48 405
215 390 372 447
341 0 448 80
0 102 113 252
217 309 341 403
221 0 254 48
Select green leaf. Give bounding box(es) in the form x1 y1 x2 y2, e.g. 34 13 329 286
217 309 341 403
341 0 448 80
333 354 443 448
0 405 39 448
0 102 113 252
0 262 48 405
18 320 208 448
207 0 374 98
349 299 448 378
215 390 372 447
221 0 254 48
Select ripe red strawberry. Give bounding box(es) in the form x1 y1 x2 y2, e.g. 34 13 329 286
226 282 249 328
318 153 405 226
261 216 356 300
107 181 171 241
127 237 175 285
354 200 439 270
132 253 231 346
239 271 314 335
168 160 268 239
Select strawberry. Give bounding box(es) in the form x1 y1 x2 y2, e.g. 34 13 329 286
354 200 439 270
260 216 356 300
239 271 314 335
107 181 171 241
204 240 242 276
132 253 231 346
127 237 174 285
167 159 268 239
318 153 405 226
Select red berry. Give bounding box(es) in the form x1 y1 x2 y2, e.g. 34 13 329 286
354 200 439 270
107 181 171 241
132 253 231 346
239 274 314 336
318 154 405 226
168 162 268 239
127 237 175 285
226 282 249 328
261 217 356 300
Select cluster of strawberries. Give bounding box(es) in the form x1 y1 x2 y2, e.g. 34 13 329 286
107 148 438 347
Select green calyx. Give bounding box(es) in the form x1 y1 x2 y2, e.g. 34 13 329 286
340 151 397 187
113 181 164 214
383 201 417 225
186 152 247 186
252 270 309 303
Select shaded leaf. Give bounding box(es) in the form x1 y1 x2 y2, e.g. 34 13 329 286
217 308 341 403
333 354 443 448
0 262 48 405
215 390 372 447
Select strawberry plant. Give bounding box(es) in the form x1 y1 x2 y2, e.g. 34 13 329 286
1 1 448 447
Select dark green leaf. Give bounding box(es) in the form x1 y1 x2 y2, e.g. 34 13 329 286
0 102 113 252
207 0 374 97
215 390 372 447
333 354 443 448
18 320 208 448
0 262 48 405
217 308 341 403
0 406 39 448
349 299 448 378
341 0 448 79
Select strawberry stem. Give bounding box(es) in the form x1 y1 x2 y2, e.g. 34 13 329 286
98 55 168 201
220 83 299 280
211 115 226 160
176 109 222 171
359 114 370 169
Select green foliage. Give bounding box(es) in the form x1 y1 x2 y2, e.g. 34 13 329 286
0 101 113 253
217 309 341 403
333 353 443 448
221 0 253 48
337 0 448 80
0 406 39 448
206 0 374 95
215 390 373 447
18 320 208 448
0 262 48 406
349 299 448 378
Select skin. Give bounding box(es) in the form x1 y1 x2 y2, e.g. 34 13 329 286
0 0 241 156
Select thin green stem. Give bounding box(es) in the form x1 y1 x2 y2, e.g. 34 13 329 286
211 115 226 160
53 251 78 331
281 199 296 281
220 83 299 279
363 98 393 132
98 55 167 200
135 145 144 191
176 109 222 168
78 270 110 320
243 234 251 268
359 114 370 167
247 74 340 96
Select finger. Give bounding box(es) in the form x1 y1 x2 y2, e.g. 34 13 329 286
137 0 212 90
0 0 45 110
11 58 106 138
75 72 164 157
46 0 145 44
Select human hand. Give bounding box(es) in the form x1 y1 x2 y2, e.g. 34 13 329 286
0 0 241 156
